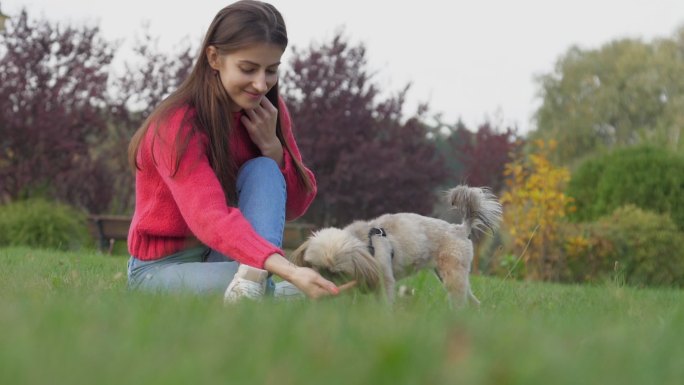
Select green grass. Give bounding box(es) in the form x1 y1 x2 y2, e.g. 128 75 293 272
1 246 683 385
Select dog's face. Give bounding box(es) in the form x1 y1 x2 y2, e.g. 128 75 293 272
290 228 382 291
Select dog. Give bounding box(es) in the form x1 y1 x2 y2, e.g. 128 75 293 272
290 185 502 306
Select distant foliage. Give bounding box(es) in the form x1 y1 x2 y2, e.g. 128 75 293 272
0 10 194 214
0 10 115 212
282 32 448 226
563 205 684 288
567 146 684 230
500 140 575 281
532 29 684 165
432 120 469 188
450 123 522 193
0 199 91 250
110 26 195 125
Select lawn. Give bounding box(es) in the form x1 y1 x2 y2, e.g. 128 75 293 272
1 246 682 385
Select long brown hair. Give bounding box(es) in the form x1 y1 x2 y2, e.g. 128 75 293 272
128 0 314 204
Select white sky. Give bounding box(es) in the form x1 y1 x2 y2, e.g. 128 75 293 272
2 0 684 133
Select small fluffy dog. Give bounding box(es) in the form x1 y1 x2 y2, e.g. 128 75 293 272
290 185 502 306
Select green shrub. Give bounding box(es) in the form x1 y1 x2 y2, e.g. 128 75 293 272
563 205 684 288
0 199 91 251
567 146 684 230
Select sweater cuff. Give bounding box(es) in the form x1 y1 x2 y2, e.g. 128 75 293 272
238 230 285 269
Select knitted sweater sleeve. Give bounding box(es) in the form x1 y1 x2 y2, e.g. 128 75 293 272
151 113 282 268
277 97 318 220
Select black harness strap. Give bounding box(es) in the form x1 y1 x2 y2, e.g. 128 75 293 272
367 227 393 259
368 227 386 238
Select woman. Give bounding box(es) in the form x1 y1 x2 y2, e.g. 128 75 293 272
126 0 351 302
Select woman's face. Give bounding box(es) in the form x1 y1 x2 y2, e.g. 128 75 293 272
207 42 284 112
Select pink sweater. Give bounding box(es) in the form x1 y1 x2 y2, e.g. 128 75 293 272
127 98 316 268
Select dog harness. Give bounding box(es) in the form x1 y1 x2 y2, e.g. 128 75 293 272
367 227 394 259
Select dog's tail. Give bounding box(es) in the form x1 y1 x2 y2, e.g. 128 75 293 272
446 185 502 236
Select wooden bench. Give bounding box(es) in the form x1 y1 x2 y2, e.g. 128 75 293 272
87 215 131 254
282 221 316 250
87 214 316 254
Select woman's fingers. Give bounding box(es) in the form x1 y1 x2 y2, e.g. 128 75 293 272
243 107 261 122
311 278 357 299
292 268 359 300
260 97 277 113
244 98 275 121
315 275 340 295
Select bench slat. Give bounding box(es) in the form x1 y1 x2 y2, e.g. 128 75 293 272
87 215 316 254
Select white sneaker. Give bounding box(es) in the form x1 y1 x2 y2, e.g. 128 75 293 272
223 264 268 304
274 280 305 300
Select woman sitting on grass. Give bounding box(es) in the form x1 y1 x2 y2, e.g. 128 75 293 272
126 0 353 302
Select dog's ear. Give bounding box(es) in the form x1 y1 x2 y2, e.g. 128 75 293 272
289 239 310 267
348 246 383 292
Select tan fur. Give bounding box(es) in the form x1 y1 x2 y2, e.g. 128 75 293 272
289 185 502 306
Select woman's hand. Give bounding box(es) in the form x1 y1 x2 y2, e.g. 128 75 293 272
264 253 356 299
288 266 358 299
241 98 284 166
288 266 339 299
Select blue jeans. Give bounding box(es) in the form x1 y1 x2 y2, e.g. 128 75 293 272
127 157 286 295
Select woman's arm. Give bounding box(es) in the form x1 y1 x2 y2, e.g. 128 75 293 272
150 110 282 268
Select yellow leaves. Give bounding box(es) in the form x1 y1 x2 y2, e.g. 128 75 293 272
565 235 590 258
501 139 575 280
503 163 525 178
548 139 558 151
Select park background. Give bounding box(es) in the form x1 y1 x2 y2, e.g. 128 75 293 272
1 0 683 284
1 1 684 384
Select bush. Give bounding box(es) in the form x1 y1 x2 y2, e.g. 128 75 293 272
567 146 684 230
0 10 116 214
563 205 684 288
0 199 91 251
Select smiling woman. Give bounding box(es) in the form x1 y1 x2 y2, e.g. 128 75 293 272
206 43 283 112
124 0 353 303
206 42 286 166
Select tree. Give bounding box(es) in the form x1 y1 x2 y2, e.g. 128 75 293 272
500 139 574 281
432 118 469 188
281 32 448 226
450 123 521 194
0 10 115 212
531 27 684 165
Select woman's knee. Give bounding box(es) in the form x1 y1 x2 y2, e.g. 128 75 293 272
237 156 285 190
